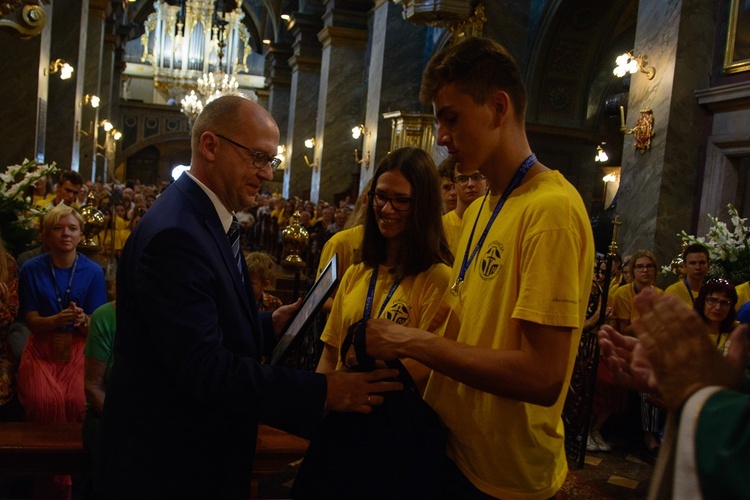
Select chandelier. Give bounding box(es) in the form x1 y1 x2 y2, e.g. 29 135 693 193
140 0 251 94
180 70 257 122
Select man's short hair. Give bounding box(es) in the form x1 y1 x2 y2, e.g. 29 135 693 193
437 158 456 181
191 95 246 152
58 170 84 187
682 243 709 261
420 37 528 123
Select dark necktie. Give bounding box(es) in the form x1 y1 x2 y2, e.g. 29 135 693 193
227 216 243 281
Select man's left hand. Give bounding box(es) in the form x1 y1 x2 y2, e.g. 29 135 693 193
271 298 302 336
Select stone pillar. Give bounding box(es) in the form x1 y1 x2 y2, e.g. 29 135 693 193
0 4 46 168
77 0 107 181
265 42 293 139
360 0 428 192
284 11 323 200
616 0 716 283
309 0 371 204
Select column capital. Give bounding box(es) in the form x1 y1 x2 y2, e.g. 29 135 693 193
265 43 293 88
317 26 368 48
289 54 322 73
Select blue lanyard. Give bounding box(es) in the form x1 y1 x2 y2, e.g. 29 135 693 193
451 154 537 296
364 266 402 320
49 253 79 313
683 279 695 305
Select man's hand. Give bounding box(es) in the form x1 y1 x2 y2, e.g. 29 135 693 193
598 324 656 393
271 298 302 336
630 289 748 411
325 368 403 414
364 318 430 362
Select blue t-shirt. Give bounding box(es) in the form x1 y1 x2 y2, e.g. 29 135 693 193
19 252 107 329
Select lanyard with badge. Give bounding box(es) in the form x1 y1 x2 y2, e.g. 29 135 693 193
451 154 536 297
50 253 79 361
342 265 402 370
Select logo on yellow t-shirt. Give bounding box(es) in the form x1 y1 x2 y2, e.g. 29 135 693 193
384 300 410 325
480 242 504 280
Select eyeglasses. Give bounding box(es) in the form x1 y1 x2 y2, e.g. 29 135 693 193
453 173 486 186
215 134 282 171
369 191 413 212
705 297 732 308
634 263 655 271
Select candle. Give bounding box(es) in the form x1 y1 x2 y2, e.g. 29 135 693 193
619 105 625 128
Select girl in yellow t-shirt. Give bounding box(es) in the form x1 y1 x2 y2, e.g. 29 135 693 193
316 147 454 386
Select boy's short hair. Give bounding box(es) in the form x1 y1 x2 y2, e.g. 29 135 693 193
245 251 275 282
420 37 528 124
437 158 456 181
682 243 709 261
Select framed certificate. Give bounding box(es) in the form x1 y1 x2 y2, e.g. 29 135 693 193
269 254 339 365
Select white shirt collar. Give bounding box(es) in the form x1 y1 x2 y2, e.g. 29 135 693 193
185 171 234 233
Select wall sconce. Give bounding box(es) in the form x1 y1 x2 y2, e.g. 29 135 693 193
351 124 369 140
45 58 74 80
100 119 113 132
619 105 655 154
613 51 655 80
303 138 318 171
280 14 291 21
594 145 609 163
352 125 371 168
276 145 286 167
76 120 89 139
354 149 371 167
112 130 122 141
81 94 100 108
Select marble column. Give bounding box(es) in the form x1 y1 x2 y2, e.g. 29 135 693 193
0 5 45 168
309 0 371 205
77 0 107 181
265 42 293 140
360 0 428 193
283 11 323 200
616 0 716 283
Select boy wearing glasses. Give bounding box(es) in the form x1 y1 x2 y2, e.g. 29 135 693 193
443 166 488 254
364 37 594 498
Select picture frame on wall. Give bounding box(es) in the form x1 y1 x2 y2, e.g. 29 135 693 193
724 0 750 74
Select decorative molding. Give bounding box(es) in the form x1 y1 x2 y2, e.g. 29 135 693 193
0 0 48 39
695 81 750 113
317 26 368 49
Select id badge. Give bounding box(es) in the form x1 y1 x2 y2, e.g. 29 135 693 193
53 332 72 361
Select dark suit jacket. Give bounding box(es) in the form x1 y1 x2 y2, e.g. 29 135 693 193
95 174 326 499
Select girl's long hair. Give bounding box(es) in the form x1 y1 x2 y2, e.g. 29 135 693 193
361 147 453 277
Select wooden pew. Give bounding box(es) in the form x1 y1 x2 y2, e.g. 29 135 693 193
0 422 309 498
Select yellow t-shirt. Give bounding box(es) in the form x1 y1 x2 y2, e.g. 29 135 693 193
735 281 749 311
442 210 462 257
320 261 451 370
664 280 698 307
424 170 594 499
612 283 664 323
316 225 364 280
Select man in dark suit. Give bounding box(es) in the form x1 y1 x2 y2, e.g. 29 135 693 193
95 96 401 498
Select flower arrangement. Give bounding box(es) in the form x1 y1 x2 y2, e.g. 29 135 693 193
0 158 59 255
662 204 750 285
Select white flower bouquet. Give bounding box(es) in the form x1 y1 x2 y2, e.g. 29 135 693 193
0 158 59 255
664 204 750 285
